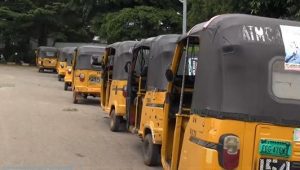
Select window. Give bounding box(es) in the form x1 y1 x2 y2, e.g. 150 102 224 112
170 40 199 115
177 44 199 76
134 48 150 75
272 59 300 100
40 51 56 58
108 55 114 66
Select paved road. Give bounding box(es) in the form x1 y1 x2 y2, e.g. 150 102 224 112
0 64 161 170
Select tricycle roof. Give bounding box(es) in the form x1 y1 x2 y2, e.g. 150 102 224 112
191 14 300 126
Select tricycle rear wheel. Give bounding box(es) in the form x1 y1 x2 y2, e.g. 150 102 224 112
58 75 63 81
73 92 78 104
64 83 68 91
143 133 161 166
110 109 121 132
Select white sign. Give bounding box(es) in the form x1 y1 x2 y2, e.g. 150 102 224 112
281 25 300 71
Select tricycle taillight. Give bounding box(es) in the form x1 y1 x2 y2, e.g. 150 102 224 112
218 135 240 170
122 85 127 97
68 68 71 74
79 73 85 82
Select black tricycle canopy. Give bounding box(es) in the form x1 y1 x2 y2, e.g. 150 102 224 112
108 41 139 80
190 14 300 127
146 34 181 91
75 45 106 70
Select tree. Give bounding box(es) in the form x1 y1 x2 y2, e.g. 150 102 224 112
95 6 181 43
187 0 246 28
1 0 300 64
248 0 300 19
187 0 300 29
0 0 93 63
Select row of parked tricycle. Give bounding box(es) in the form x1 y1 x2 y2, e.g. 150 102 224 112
35 14 300 170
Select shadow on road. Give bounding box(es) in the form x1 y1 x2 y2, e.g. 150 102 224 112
76 98 101 106
40 69 57 74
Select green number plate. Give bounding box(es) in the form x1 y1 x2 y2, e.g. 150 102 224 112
259 139 292 158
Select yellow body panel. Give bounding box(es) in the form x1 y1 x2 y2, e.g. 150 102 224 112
162 43 185 170
100 50 112 111
106 80 127 116
73 70 102 96
138 91 166 144
175 114 300 170
56 61 67 76
37 57 57 69
64 66 73 84
101 79 111 112
160 41 300 170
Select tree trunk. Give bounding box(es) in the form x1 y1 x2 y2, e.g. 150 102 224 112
3 36 12 61
38 24 48 46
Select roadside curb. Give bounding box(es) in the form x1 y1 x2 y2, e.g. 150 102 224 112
0 63 33 67
7 62 16 65
21 63 30 66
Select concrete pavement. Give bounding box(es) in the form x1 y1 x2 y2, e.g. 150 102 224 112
0 64 161 170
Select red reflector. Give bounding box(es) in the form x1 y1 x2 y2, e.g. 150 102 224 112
221 150 240 170
218 135 240 170
79 73 85 82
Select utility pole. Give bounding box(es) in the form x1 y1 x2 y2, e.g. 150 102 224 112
179 0 187 34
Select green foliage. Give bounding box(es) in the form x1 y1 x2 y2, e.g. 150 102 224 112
0 0 95 63
1 0 300 64
95 6 181 43
188 0 242 27
188 0 300 28
248 0 300 19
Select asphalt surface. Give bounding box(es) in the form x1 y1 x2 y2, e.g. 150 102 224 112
0 64 161 170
